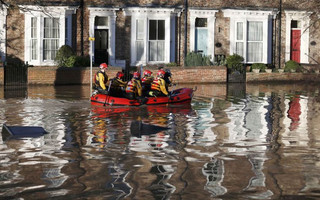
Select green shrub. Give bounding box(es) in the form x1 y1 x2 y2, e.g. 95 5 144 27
284 60 301 72
74 56 90 67
184 51 212 67
65 56 76 68
214 55 226 66
226 54 244 71
55 45 75 67
251 63 267 72
166 62 178 67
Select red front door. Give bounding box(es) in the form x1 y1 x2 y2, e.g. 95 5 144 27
291 30 301 63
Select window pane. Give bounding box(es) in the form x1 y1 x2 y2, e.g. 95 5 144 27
51 39 59 59
248 21 263 41
136 41 144 61
149 20 157 40
158 20 165 40
43 40 49 60
31 17 37 38
291 20 301 28
44 18 51 38
95 17 108 26
236 42 244 57
31 39 37 60
136 19 144 40
44 18 59 38
52 18 59 38
196 18 207 27
248 42 263 62
237 22 243 40
157 41 165 61
149 41 157 61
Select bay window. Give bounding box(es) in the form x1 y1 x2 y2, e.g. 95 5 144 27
124 7 179 66
223 9 276 64
21 6 77 66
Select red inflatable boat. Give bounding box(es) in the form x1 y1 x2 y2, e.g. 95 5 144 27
91 88 194 106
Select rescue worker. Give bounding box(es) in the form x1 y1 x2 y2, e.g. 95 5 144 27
164 69 173 88
141 69 153 96
109 71 127 97
93 63 109 95
158 67 174 89
125 71 143 100
149 70 169 97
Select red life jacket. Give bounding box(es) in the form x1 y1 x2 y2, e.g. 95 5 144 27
151 79 161 91
141 77 147 83
125 80 135 93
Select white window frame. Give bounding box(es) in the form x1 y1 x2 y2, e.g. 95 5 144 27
285 10 312 64
0 5 7 63
20 5 77 66
88 8 119 67
124 7 181 66
223 9 276 64
189 9 218 62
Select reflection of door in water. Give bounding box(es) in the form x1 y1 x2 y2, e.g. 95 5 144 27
195 28 208 55
290 30 301 63
288 95 301 131
94 29 109 64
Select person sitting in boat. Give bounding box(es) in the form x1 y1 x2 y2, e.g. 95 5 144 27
109 71 127 97
149 70 169 97
141 70 153 96
93 63 109 95
125 71 143 100
158 67 174 89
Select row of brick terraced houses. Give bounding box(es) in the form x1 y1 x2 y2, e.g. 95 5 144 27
0 0 319 69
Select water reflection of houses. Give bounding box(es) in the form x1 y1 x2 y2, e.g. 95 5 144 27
0 99 90 198
222 94 273 198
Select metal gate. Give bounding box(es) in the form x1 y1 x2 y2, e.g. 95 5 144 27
3 62 28 98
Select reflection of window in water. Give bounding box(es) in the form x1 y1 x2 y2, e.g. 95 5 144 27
42 167 68 189
202 158 226 196
187 100 217 146
105 163 132 199
148 165 176 199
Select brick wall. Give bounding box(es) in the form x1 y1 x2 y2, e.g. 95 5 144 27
27 66 123 85
23 66 226 85
0 67 3 85
143 66 227 84
246 72 320 83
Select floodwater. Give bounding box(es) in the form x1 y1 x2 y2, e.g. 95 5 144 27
0 83 320 199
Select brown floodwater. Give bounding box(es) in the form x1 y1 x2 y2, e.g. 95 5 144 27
0 83 320 199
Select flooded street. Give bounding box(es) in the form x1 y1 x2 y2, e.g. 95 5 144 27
0 83 320 199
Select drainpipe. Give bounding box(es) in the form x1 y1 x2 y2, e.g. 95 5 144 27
184 0 188 61
80 0 84 56
278 0 282 69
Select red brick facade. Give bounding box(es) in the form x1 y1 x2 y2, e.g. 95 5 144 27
1 1 320 75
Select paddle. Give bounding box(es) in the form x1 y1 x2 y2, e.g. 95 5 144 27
103 80 113 106
169 84 176 100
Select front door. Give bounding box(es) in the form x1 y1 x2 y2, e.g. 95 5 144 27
195 28 208 55
290 30 301 63
94 29 109 65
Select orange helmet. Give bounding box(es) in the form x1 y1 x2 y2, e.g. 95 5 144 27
99 63 108 69
157 70 165 78
133 71 140 79
116 71 124 79
143 70 152 77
